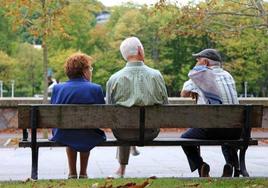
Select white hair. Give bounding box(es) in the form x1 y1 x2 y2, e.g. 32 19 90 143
120 37 144 61
206 58 221 66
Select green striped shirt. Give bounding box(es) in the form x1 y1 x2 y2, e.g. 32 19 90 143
106 61 168 107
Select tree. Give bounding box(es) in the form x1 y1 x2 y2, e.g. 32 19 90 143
155 0 268 96
13 43 43 96
0 51 17 96
49 48 77 82
0 7 18 55
1 0 72 102
48 0 103 53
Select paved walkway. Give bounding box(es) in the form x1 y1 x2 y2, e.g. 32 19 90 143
0 145 268 181
0 131 268 181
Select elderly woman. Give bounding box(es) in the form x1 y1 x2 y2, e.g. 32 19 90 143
50 52 106 179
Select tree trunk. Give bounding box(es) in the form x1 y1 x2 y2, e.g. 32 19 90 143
41 0 48 104
152 36 159 62
42 42 48 103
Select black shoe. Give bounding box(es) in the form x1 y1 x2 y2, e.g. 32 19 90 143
222 164 233 177
234 169 240 177
200 163 210 177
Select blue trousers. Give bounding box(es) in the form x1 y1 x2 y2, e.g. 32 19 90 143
181 128 241 172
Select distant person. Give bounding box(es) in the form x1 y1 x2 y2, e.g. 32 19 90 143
47 75 58 95
106 37 168 177
180 49 240 177
50 52 106 179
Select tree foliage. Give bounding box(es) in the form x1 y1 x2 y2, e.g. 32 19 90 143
0 0 268 97
13 43 43 96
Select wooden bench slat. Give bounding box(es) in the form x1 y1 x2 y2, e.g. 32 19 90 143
145 105 263 128
18 105 140 129
18 104 263 129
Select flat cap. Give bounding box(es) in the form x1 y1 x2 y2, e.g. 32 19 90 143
192 49 222 62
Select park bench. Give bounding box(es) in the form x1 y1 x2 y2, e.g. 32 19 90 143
18 104 263 180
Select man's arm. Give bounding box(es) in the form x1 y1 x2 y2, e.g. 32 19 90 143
157 73 169 104
106 80 113 104
181 79 198 100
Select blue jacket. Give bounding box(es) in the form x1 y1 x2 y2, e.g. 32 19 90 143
50 78 106 152
51 78 105 104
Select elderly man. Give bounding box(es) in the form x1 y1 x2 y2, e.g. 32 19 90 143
180 49 241 177
106 37 168 177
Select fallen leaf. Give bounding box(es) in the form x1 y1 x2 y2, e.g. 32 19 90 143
117 182 136 188
106 176 115 179
129 179 150 188
4 138 19 147
92 183 99 188
58 181 66 186
99 181 113 188
185 183 200 187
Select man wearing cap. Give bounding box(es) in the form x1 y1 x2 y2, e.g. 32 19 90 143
180 49 241 177
106 36 168 177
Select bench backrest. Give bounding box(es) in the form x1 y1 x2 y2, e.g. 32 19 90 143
18 104 263 129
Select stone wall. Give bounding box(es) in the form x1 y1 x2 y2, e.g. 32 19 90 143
0 98 44 129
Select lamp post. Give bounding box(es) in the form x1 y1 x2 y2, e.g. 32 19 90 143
0 80 3 98
11 80 15 98
244 81 248 98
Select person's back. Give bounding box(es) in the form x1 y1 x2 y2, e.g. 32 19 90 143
213 67 238 104
182 65 238 105
52 80 104 104
107 63 168 107
106 37 168 177
107 62 167 142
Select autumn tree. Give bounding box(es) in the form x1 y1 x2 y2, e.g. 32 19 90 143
13 43 43 96
0 51 17 96
1 0 72 101
156 0 268 96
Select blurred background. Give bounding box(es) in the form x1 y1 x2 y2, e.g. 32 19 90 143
0 0 267 98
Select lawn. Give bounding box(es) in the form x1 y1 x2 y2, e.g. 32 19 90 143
0 178 268 188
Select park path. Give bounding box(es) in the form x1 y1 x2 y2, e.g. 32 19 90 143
0 131 267 180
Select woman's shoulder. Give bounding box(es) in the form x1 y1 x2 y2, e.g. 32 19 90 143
54 80 103 93
86 82 103 90
79 82 104 95
52 82 65 90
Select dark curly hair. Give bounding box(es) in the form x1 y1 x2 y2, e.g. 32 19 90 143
64 52 93 79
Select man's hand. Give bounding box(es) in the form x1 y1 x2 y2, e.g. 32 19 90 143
189 92 198 100
181 90 198 100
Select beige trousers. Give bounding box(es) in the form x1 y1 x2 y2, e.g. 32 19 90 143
112 129 160 165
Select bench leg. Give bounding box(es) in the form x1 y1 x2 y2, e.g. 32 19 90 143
31 146 39 180
239 146 249 177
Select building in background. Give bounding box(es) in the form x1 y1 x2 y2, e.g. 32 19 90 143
96 11 111 24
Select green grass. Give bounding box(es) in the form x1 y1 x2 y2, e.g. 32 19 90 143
0 178 268 188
